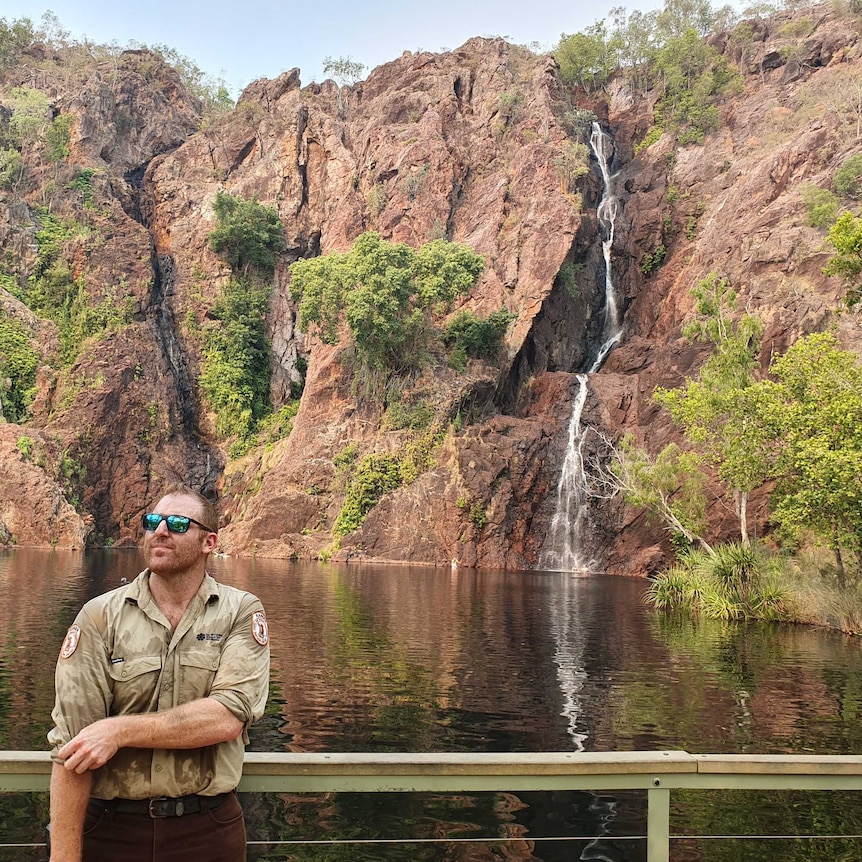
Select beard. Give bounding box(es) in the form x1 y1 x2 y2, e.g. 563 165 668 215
144 533 205 576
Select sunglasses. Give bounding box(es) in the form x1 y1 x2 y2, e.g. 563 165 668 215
141 513 215 534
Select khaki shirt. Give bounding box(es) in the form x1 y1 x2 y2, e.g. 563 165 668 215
48 570 270 799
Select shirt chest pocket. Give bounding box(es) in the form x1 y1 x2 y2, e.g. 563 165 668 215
177 648 221 702
109 655 162 711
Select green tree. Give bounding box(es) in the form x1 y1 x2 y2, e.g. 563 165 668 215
323 56 366 86
334 453 403 536
801 184 840 228
655 274 767 545
833 153 862 200
824 210 862 309
290 232 484 377
555 22 619 92
199 279 272 449
0 16 37 72
0 148 23 189
21 210 130 364
0 313 38 422
766 333 862 581
444 308 515 371
656 0 721 38
208 192 285 277
609 6 660 95
609 436 712 552
6 87 51 167
652 30 741 142
203 193 286 450
45 113 73 162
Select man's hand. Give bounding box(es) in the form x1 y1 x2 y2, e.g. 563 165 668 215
57 719 121 773
57 698 243 774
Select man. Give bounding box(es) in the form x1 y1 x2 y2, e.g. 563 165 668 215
47 483 270 862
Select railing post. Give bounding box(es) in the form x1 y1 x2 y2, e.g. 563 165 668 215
647 786 670 862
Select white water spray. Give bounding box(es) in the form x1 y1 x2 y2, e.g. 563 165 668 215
538 123 622 574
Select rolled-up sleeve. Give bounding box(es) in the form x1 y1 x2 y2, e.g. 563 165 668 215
207 595 270 732
47 606 112 762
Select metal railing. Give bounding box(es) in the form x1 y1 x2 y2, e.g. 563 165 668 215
4 749 862 861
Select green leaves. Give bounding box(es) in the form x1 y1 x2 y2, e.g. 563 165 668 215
443 309 515 371
208 192 285 277
656 273 768 514
199 278 272 450
824 211 862 310
289 232 485 379
555 22 619 92
20 210 128 365
333 453 403 536
0 313 38 422
202 192 288 451
767 333 862 561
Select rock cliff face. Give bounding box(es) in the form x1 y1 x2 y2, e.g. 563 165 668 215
0 7 860 572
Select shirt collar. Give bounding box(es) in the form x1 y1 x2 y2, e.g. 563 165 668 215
126 570 221 608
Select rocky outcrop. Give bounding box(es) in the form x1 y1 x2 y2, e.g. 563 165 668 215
138 38 601 565
0 424 89 548
1 9 860 572
0 48 220 545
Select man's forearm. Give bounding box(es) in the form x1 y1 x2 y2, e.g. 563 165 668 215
49 762 92 862
114 696 244 749
57 697 244 774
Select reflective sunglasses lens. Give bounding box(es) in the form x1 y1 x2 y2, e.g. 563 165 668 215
165 515 191 533
142 513 162 531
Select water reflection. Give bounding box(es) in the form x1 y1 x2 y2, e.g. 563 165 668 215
1 551 862 860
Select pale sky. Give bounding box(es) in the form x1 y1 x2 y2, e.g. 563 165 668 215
5 0 661 96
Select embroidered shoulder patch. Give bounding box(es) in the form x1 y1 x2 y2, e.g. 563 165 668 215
251 611 269 646
60 624 82 659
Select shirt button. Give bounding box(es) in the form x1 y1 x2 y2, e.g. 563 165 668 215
156 765 163 772
162 684 170 691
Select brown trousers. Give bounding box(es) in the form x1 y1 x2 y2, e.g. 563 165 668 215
81 792 246 862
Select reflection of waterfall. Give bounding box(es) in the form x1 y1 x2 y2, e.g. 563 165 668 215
547 577 619 861
539 123 622 574
548 575 588 749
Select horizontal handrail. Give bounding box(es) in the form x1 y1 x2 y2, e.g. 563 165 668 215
6 750 862 790
4 750 862 862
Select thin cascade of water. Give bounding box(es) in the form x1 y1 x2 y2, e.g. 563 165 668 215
539 375 592 572
538 122 622 574
589 122 623 373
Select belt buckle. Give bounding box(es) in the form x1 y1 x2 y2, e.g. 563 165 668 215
148 797 178 818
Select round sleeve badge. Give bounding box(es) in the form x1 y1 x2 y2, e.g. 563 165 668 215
60 624 82 659
251 611 269 646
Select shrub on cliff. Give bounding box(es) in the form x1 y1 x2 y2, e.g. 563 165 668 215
444 308 516 371
204 192 287 453
199 278 271 452
333 452 403 536
289 232 485 380
22 210 132 364
824 211 862 309
208 192 285 278
0 313 38 422
0 16 37 72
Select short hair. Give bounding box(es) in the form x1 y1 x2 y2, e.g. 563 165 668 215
160 483 219 533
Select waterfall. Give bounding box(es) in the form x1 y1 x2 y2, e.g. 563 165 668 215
539 376 592 572
538 123 622 573
588 122 623 373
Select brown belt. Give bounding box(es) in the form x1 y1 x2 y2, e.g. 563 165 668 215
88 792 230 818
